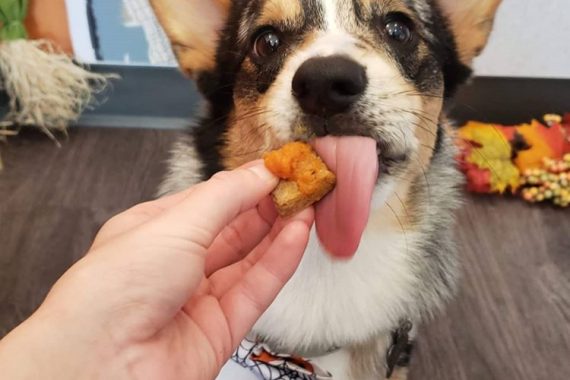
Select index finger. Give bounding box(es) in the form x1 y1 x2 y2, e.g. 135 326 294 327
149 161 279 252
92 187 197 249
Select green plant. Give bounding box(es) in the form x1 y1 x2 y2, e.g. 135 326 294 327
0 0 29 41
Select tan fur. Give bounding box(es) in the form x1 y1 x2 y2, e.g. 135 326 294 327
391 368 410 380
259 0 303 27
437 0 503 63
359 0 415 17
149 0 230 75
349 336 391 379
416 93 444 175
222 101 279 170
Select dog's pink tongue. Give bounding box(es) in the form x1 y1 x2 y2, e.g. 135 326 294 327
313 136 379 259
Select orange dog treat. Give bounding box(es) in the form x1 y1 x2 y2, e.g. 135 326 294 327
264 142 336 217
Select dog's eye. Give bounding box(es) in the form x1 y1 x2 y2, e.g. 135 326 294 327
385 14 413 43
253 29 281 59
385 21 411 42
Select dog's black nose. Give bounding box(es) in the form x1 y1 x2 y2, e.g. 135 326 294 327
292 55 368 117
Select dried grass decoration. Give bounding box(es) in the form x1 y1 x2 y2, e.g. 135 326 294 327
0 0 114 169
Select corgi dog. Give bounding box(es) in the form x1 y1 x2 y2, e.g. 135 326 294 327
150 0 502 379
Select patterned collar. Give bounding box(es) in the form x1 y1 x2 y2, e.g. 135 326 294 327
232 338 333 380
232 321 414 380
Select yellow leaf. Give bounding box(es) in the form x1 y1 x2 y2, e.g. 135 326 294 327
459 122 521 193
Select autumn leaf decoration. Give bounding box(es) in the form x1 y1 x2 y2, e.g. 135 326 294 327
457 114 570 207
458 121 521 193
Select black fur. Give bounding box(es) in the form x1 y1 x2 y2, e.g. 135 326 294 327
192 1 263 179
424 0 473 97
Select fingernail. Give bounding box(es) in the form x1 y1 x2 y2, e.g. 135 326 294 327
248 161 277 183
241 160 263 170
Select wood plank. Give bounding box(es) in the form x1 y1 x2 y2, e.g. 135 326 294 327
0 128 180 336
410 197 570 380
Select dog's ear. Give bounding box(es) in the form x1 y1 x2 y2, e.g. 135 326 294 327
150 0 230 76
436 0 502 64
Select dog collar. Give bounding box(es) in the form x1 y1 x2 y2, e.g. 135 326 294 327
232 337 333 380
232 321 414 380
386 320 414 378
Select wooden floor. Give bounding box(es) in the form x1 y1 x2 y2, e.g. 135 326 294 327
1 128 569 380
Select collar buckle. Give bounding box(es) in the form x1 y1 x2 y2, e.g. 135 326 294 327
386 320 414 379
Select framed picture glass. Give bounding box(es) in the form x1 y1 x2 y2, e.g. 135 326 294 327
65 0 177 66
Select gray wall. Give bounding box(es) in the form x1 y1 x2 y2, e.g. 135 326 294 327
474 0 570 79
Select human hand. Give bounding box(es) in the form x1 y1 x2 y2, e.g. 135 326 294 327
0 161 314 380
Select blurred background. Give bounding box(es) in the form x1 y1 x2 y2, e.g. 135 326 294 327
22 0 570 127
474 0 569 79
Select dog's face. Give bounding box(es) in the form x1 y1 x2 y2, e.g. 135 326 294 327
224 0 453 177
152 0 501 181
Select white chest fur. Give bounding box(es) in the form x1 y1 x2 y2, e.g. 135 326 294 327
252 186 418 354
